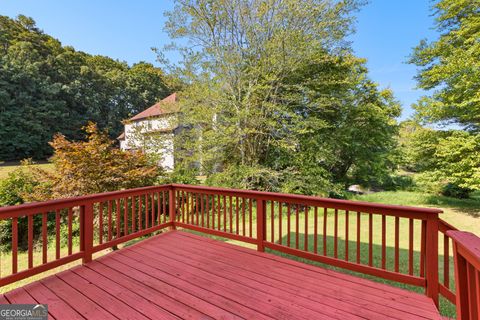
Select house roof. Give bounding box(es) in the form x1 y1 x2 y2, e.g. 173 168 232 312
117 132 125 140
129 93 178 122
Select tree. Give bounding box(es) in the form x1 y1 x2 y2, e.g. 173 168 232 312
164 0 400 194
408 0 480 191
26 122 161 201
409 0 480 130
0 15 172 160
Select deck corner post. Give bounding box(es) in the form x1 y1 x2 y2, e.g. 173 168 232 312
169 187 176 230
256 199 266 252
425 214 439 308
81 203 94 264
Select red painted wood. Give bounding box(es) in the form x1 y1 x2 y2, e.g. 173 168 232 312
278 203 282 245
28 214 33 269
345 210 349 261
425 217 439 307
257 199 265 252
107 200 112 240
175 232 439 316
295 205 299 249
242 197 246 236
381 214 386 269
271 201 274 242
25 282 84 320
287 203 291 247
304 206 308 251
42 212 47 263
82 204 93 264
409 218 414 275
356 211 360 263
25 281 83 320
323 207 327 256
158 232 438 320
229 196 232 233
314 206 317 253
334 209 338 258
235 196 238 234
55 209 60 259
369 213 373 266
124 197 128 236
12 217 17 274
116 198 121 237
98 204 103 245
395 216 400 272
444 234 450 288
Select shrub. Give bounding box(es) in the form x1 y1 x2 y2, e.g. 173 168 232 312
0 167 43 251
441 183 471 199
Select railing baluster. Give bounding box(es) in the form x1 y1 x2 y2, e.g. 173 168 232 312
242 197 245 236
108 200 112 240
228 196 234 233
381 215 386 269
235 196 239 234
124 197 128 235
138 196 143 231
356 212 360 264
99 204 103 245
132 196 136 233
163 191 167 224
295 205 299 249
248 198 252 237
345 210 349 262
42 212 48 263
12 217 18 274
206 194 210 229
56 209 60 259
287 204 291 247
323 208 327 256
116 198 121 238
279 203 283 246
369 213 373 266
224 195 227 232
271 201 274 242
334 209 338 258
28 215 33 269
420 220 426 277
304 206 308 251
217 195 221 231
144 194 149 229
395 216 399 272
314 207 318 254
151 193 155 226
444 234 450 288
157 193 161 225
409 218 414 275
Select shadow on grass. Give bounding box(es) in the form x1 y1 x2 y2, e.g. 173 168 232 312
425 194 480 218
267 233 456 318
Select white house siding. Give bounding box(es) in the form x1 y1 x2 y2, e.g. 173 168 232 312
120 115 176 171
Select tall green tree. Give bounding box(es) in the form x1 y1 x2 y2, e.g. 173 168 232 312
409 0 480 191
409 0 480 130
0 15 172 160
164 0 400 194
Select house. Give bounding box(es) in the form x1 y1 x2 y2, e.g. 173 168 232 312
118 93 179 170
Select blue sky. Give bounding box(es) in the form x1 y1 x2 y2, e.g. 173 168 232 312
0 0 437 120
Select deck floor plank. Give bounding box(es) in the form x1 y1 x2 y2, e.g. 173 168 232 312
0 230 442 320
141 234 430 320
166 231 440 318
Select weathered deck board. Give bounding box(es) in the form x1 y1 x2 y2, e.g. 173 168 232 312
0 230 442 320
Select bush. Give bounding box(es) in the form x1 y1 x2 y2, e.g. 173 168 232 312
0 167 43 251
441 183 471 199
205 165 282 192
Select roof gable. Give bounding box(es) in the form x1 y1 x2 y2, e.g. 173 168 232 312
129 93 178 121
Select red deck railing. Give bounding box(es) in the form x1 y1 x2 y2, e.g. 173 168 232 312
0 183 478 316
448 231 480 320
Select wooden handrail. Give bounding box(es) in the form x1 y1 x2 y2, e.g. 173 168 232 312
0 183 453 311
447 231 480 320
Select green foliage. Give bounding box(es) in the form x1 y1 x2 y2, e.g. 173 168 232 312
409 0 480 130
0 166 43 251
441 183 471 199
165 0 401 194
0 15 172 161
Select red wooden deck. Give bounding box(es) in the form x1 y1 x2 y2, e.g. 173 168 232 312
0 230 442 320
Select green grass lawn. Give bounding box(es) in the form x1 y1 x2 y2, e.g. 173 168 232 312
0 162 54 180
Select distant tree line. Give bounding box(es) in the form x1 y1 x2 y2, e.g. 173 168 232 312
0 15 172 160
